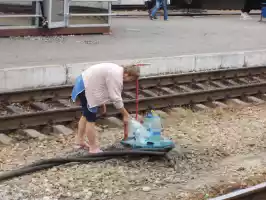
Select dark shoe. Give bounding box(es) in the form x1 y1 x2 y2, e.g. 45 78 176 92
149 15 157 20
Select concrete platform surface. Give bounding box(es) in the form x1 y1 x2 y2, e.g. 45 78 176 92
2 48 266 92
113 9 261 16
0 15 266 69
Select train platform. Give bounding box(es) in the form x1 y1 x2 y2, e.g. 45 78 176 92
113 9 261 16
1 14 266 92
0 14 265 69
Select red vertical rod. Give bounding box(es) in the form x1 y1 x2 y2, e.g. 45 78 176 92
124 65 141 140
135 78 139 120
124 122 128 140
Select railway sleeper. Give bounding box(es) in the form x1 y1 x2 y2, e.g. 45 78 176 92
0 97 264 146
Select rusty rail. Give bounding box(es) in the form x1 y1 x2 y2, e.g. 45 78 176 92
1 66 266 132
209 182 266 200
1 66 266 103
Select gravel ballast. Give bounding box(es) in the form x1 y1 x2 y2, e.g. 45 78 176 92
1 105 266 200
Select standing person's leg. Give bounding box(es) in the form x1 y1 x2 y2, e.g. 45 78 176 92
85 121 101 153
74 115 88 148
241 0 253 19
150 0 158 19
74 90 91 148
71 75 90 149
145 0 150 15
78 91 101 153
162 0 168 20
150 0 161 20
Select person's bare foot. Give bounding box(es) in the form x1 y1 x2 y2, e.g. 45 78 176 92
73 140 90 150
89 148 103 154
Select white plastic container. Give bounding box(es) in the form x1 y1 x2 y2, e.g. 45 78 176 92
143 112 162 142
128 118 151 144
151 115 162 141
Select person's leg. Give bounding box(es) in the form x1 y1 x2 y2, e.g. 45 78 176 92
85 121 101 153
241 0 253 19
150 0 161 19
241 0 252 13
151 0 158 18
145 1 149 14
74 115 88 147
71 75 89 149
78 91 101 153
162 0 168 20
74 91 91 148
82 108 102 153
146 1 151 14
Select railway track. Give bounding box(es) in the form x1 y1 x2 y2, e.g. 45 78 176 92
1 66 266 136
210 182 266 200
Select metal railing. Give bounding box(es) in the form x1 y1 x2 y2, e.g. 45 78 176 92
0 0 117 29
66 0 115 27
0 0 43 29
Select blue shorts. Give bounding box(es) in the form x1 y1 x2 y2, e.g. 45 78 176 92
71 75 98 122
78 91 97 122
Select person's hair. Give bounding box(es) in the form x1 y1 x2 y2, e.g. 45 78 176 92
123 64 140 77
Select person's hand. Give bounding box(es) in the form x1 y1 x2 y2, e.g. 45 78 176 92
123 114 130 125
100 104 107 116
73 98 80 106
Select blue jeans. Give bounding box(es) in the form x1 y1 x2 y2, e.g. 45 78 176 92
151 0 168 20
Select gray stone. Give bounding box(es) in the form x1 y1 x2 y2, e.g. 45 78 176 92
192 104 210 111
246 96 264 104
98 117 123 128
84 191 93 200
0 133 13 145
142 186 151 192
212 101 228 108
153 110 169 119
21 129 47 140
226 98 249 106
53 125 74 135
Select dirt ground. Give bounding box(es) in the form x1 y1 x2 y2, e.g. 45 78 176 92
1 105 266 200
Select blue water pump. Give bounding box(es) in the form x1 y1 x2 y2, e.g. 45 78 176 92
121 111 175 152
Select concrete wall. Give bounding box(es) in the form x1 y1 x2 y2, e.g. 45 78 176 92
1 49 266 92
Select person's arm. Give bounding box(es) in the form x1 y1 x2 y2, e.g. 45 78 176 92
119 107 130 118
100 104 107 116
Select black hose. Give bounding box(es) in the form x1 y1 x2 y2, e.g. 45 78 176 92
0 150 166 183
18 156 112 171
0 157 112 183
28 150 165 167
0 163 61 183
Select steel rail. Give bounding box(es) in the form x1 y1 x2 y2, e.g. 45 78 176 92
1 81 266 131
1 66 266 103
209 182 266 200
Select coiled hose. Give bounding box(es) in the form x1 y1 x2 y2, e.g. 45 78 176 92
0 150 166 183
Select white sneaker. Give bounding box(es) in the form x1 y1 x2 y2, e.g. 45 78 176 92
240 12 252 20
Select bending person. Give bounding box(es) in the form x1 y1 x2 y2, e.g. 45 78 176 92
71 63 140 153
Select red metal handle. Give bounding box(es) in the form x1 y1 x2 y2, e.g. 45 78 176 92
124 122 128 140
135 78 139 120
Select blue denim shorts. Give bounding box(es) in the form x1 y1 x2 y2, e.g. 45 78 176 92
72 75 98 122
78 91 97 122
